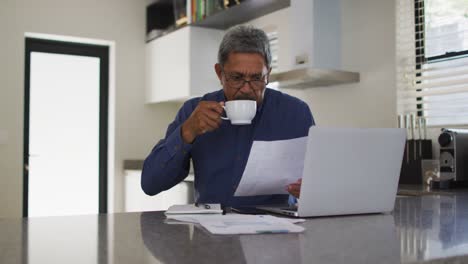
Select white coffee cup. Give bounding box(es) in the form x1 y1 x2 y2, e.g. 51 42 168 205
221 100 257 125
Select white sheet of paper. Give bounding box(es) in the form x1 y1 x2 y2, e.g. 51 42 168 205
166 214 305 235
165 204 223 215
234 136 308 197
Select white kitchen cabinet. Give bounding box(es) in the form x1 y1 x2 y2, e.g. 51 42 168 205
125 170 194 212
145 26 224 103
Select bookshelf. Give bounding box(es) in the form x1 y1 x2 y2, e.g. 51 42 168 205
192 0 290 29
146 0 290 41
146 0 176 41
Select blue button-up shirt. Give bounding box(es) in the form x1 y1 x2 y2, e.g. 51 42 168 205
141 88 314 207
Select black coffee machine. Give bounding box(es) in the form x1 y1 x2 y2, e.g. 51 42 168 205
438 128 468 187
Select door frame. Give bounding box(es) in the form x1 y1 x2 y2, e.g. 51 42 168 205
23 38 109 217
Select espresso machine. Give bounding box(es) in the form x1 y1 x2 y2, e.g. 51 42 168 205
438 128 468 187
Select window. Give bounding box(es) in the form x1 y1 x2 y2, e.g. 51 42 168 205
424 0 468 59
397 0 468 126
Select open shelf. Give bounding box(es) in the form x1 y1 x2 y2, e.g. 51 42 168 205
192 0 290 29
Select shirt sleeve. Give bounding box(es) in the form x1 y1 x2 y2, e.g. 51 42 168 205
141 99 197 196
303 101 315 128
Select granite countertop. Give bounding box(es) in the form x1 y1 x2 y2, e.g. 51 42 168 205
2 188 468 264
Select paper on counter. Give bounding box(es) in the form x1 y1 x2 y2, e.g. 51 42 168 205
234 136 308 196
165 204 223 215
166 214 305 235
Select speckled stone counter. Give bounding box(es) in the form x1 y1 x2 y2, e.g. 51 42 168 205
2 189 468 264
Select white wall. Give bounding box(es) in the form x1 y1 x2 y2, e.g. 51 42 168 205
301 0 397 128
0 0 180 218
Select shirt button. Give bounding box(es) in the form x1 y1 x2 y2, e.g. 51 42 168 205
174 145 180 150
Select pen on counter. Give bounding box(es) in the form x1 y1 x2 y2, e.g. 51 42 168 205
256 230 289 234
195 202 211 209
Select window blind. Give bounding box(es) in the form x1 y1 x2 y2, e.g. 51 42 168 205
396 0 468 126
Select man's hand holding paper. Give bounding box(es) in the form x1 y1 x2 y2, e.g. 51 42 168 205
234 137 308 197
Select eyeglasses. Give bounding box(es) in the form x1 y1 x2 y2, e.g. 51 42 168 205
222 71 268 90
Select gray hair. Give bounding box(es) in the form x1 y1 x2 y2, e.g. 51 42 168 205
217 25 271 68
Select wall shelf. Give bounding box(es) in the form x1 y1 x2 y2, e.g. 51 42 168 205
192 0 290 29
146 0 290 41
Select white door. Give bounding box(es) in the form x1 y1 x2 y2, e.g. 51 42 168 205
25 39 108 217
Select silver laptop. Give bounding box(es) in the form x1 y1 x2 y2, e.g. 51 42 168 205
257 127 406 217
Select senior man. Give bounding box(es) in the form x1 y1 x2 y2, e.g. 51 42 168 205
142 25 314 207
